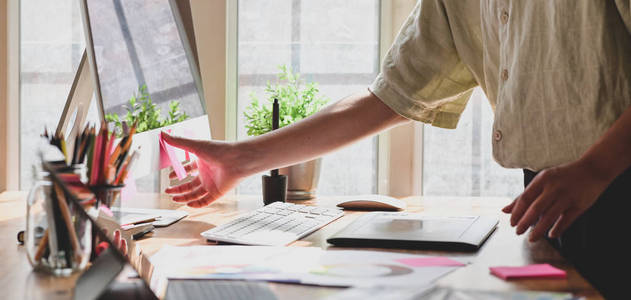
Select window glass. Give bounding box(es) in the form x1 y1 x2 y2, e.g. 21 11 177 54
19 0 99 189
423 88 522 197
237 0 381 195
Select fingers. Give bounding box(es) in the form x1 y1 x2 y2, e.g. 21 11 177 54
509 195 530 226
161 131 203 153
527 201 564 242
502 199 516 214
120 238 128 257
165 177 202 194
114 229 121 247
170 161 198 179
548 209 582 238
112 229 128 257
187 193 217 208
510 174 545 226
172 186 207 203
516 191 555 235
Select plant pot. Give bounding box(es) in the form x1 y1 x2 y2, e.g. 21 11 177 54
279 158 322 200
128 115 210 180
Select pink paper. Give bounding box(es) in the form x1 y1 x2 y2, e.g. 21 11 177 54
396 257 466 267
490 264 566 280
159 134 186 180
121 177 137 204
159 137 171 169
99 204 114 217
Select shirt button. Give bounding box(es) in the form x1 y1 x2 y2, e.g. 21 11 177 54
500 10 509 24
494 130 502 141
501 69 509 81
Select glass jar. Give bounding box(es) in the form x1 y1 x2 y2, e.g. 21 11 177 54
25 165 92 276
91 184 124 214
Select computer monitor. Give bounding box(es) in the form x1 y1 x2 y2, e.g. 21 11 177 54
77 0 211 182
80 0 206 120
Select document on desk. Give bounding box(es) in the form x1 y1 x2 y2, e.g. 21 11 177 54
325 286 578 300
149 246 466 289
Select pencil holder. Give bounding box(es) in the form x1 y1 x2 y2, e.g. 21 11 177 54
90 185 124 213
25 172 92 276
88 184 124 261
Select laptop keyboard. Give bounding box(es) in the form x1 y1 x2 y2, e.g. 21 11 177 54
165 280 278 300
201 202 344 246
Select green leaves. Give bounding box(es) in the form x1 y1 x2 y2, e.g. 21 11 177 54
106 85 189 136
244 65 329 136
167 100 189 125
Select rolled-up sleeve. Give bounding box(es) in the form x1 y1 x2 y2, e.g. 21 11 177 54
369 0 478 129
615 0 631 33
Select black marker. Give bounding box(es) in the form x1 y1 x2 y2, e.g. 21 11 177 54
262 98 287 205
271 98 280 177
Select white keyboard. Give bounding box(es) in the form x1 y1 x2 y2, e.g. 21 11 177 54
201 202 344 246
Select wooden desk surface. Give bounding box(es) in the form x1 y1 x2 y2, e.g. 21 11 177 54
0 192 603 299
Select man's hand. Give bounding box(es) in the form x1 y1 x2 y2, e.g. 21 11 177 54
502 161 610 242
163 132 243 208
95 229 128 257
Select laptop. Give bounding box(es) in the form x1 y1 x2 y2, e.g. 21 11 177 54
44 162 278 300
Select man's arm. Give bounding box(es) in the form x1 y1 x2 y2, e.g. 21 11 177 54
162 90 408 207
236 90 408 174
504 105 631 241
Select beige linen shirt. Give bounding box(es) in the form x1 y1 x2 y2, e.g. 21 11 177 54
370 0 631 171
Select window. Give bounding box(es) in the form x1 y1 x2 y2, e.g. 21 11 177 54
17 0 521 198
422 88 522 197
19 0 99 189
235 0 381 195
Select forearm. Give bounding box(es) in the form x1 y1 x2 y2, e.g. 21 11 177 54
236 90 408 175
577 105 631 182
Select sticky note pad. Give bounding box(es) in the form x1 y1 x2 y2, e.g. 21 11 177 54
159 134 186 180
396 257 466 267
490 264 566 280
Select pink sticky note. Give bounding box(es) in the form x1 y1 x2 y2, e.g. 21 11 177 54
159 137 171 169
396 257 466 267
121 177 137 204
159 134 186 180
490 264 566 280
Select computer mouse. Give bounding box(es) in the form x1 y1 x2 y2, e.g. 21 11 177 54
336 195 407 211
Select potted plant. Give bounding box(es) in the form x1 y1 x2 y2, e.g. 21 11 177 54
105 85 189 136
244 65 329 199
105 85 211 183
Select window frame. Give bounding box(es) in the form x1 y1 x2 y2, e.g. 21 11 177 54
1 0 20 192
222 0 421 196
378 0 423 197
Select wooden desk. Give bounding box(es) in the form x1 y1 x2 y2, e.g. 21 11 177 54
0 192 603 299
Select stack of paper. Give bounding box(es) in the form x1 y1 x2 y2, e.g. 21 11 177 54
149 246 468 290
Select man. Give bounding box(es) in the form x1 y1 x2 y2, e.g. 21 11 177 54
163 1 631 298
